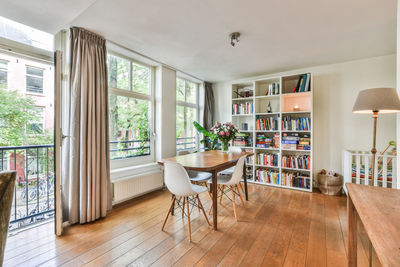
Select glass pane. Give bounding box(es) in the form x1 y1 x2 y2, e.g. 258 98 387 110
109 94 151 159
0 69 7 89
132 62 150 95
26 76 43 93
176 105 185 151
185 81 196 104
176 106 196 151
107 54 130 90
0 60 7 70
26 66 43 77
185 107 196 149
176 78 185 102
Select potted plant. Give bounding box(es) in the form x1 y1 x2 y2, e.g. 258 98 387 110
211 122 238 153
193 121 220 151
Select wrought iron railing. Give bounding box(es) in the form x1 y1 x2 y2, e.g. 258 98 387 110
110 139 150 160
176 137 196 151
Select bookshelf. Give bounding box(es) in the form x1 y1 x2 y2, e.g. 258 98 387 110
231 72 313 192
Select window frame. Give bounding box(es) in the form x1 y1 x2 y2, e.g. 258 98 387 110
25 65 44 95
176 77 200 152
0 59 8 89
107 51 156 169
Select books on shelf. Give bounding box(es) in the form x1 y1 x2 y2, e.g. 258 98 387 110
256 133 280 149
246 155 254 164
281 133 311 150
281 155 311 170
232 102 253 115
282 172 310 189
282 116 311 131
233 133 253 147
266 82 280 95
255 169 280 185
256 153 279 167
256 115 279 131
297 136 311 150
292 73 311 93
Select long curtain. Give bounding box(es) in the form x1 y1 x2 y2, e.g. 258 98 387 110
203 82 214 130
63 27 111 224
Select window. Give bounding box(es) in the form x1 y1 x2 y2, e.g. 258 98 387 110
26 66 44 94
176 77 199 151
27 107 44 134
0 60 7 89
107 53 154 164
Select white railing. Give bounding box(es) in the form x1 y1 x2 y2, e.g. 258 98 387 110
343 150 397 193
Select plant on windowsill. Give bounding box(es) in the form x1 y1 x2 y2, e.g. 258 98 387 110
211 122 238 153
193 121 220 151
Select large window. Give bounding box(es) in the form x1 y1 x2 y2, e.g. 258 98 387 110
176 77 199 151
0 60 7 89
26 66 44 94
26 106 44 134
107 53 153 164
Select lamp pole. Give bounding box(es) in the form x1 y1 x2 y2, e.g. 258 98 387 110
371 110 378 186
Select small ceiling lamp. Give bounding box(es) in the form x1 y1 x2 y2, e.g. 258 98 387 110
229 32 240 47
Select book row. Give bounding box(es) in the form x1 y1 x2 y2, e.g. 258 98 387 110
255 153 279 167
255 133 280 149
281 155 311 170
291 73 311 93
256 116 279 131
255 169 280 185
265 82 280 95
282 116 311 131
281 172 310 189
232 102 253 115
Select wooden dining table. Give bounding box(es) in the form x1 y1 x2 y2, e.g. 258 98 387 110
158 150 253 230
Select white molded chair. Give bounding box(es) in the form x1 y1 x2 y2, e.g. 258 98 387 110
220 147 245 194
162 161 211 241
209 155 247 220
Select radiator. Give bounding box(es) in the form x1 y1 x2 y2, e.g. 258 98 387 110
112 170 164 204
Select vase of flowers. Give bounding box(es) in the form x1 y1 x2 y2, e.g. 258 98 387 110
211 122 238 153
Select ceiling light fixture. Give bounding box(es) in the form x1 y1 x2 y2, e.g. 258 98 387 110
229 32 240 47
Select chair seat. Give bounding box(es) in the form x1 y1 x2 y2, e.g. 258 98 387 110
207 174 232 185
219 167 234 175
192 184 209 194
187 170 212 182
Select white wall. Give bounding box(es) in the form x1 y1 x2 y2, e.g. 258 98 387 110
214 55 396 178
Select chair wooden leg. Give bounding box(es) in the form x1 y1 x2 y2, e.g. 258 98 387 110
239 183 245 194
219 185 225 204
186 197 192 241
182 197 186 220
231 186 238 220
208 201 213 215
236 185 246 208
197 195 211 226
162 196 176 231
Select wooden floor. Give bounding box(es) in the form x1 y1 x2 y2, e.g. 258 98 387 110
4 184 381 267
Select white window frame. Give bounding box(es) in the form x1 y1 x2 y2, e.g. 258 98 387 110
26 65 44 95
0 59 8 89
176 77 200 152
107 51 156 169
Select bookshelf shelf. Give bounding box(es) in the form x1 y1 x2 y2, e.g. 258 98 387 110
231 72 313 192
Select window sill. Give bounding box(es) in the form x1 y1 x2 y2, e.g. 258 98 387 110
110 162 161 183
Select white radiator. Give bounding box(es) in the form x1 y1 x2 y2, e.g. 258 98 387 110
112 170 164 204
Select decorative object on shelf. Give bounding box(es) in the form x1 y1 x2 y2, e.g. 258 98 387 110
317 169 343 195
352 88 400 185
211 122 238 153
241 123 248 131
193 121 219 150
229 32 240 47
293 105 300 111
267 102 272 113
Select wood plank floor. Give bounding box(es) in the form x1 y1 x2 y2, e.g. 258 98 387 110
4 184 381 267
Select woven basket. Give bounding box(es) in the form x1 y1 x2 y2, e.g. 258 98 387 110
318 173 343 196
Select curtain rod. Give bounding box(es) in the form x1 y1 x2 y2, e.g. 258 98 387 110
106 39 204 83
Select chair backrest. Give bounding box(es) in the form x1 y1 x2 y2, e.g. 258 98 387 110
177 150 191 156
226 155 247 185
0 171 17 266
164 161 196 197
229 147 242 153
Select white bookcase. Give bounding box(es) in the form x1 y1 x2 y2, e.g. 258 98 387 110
231 72 313 192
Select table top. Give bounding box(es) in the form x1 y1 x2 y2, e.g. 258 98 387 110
346 183 400 266
158 150 253 172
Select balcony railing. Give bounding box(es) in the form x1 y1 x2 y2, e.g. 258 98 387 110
176 137 196 151
110 139 150 160
0 144 55 231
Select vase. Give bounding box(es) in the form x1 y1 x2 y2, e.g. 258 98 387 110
221 140 229 153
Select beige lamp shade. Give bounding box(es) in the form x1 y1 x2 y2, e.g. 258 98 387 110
352 88 400 114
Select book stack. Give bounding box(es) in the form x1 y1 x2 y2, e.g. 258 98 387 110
255 169 280 185
233 133 252 147
282 116 311 131
281 133 299 150
256 115 279 131
282 172 310 189
256 153 279 167
281 155 311 170
232 102 253 115
297 135 311 150
292 73 311 93
256 133 279 148
266 82 280 95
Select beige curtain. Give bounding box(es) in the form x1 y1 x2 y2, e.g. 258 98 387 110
203 82 214 131
64 27 111 224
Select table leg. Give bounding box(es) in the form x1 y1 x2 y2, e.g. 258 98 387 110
212 170 218 230
348 195 357 267
243 162 248 201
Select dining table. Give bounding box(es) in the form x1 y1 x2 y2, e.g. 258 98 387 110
158 150 253 230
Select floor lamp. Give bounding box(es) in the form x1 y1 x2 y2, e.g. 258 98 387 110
352 87 400 267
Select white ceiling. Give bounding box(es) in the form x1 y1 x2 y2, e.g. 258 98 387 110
0 0 396 82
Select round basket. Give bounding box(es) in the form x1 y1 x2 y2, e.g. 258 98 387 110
318 173 343 196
